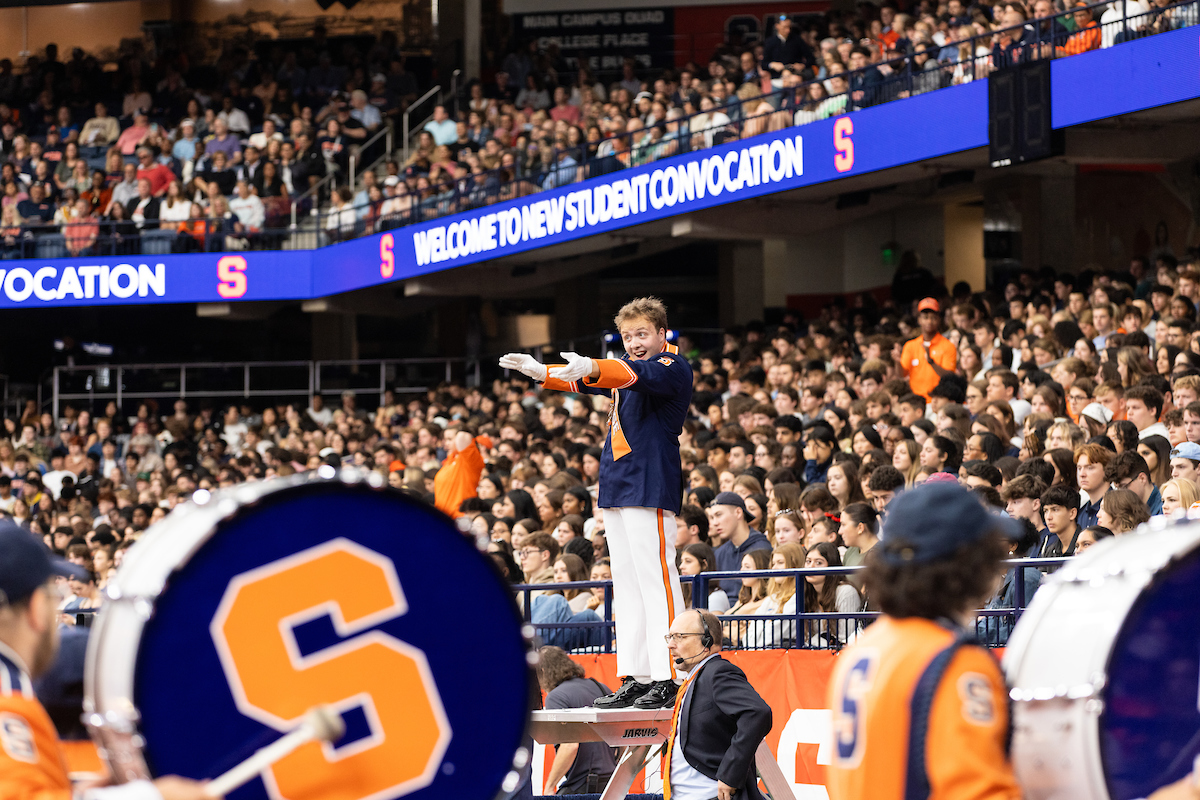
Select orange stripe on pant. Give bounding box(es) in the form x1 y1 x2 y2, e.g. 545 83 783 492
658 509 677 681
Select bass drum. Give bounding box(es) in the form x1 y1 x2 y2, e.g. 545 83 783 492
85 468 536 800
1004 517 1200 800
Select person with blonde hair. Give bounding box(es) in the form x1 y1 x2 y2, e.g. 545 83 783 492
744 543 806 648
724 549 772 647
1045 420 1086 453
499 296 692 709
735 82 776 137
1159 478 1198 516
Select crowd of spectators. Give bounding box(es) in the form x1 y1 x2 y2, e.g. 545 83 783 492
0 0 1186 256
0 31 422 256
15 247 1200 649
389 0 1184 223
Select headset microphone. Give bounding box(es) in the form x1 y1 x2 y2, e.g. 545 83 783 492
672 610 717 666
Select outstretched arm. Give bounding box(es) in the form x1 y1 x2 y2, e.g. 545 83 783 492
498 353 547 382
499 352 602 394
582 352 691 397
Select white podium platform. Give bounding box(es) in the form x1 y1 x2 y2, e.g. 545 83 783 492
529 707 796 800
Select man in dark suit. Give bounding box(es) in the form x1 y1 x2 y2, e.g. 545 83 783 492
664 609 772 800
124 178 161 230
760 16 815 84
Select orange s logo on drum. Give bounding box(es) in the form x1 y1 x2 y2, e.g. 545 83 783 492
211 538 451 800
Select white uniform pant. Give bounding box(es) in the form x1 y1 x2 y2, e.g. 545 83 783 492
604 506 686 683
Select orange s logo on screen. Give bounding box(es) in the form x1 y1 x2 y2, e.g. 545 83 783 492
217 255 248 299
834 117 855 174
380 234 395 279
211 539 452 800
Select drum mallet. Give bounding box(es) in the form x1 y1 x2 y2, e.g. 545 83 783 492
204 705 346 798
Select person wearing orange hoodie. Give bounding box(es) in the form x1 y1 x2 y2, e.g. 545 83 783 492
434 427 493 519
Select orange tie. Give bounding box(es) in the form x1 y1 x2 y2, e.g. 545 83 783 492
662 670 700 800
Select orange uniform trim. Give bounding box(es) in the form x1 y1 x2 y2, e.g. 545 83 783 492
610 424 633 460
0 691 73 800
542 365 579 394
662 666 701 800
657 509 677 680
609 391 633 461
585 359 638 390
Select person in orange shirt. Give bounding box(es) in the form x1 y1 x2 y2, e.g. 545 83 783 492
0 522 212 800
899 297 957 401
827 481 1200 800
433 428 493 519
1059 2 1102 55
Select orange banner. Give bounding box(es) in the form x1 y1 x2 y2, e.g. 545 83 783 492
531 650 841 797
69 650 844 797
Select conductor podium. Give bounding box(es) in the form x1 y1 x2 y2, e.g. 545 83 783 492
529 707 797 800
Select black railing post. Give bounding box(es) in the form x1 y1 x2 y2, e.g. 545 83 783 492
1013 563 1027 626
603 582 613 654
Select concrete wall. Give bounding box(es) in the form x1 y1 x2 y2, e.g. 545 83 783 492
0 0 408 64
766 202 945 307
0 1 167 58
1073 170 1194 270
184 0 403 24
944 202 985 292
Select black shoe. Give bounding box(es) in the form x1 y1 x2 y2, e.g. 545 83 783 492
632 680 679 709
593 677 653 709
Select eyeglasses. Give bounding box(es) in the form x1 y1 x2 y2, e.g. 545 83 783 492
517 548 546 558
663 632 703 644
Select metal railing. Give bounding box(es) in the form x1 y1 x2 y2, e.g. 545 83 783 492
291 172 338 230
515 557 1068 652
49 357 482 418
450 69 462 118
2 217 318 258
402 84 442 162
348 124 396 190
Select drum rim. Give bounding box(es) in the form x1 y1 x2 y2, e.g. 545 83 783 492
1005 516 1200 800
84 466 540 798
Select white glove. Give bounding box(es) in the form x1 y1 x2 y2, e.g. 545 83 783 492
498 353 547 381
555 352 595 382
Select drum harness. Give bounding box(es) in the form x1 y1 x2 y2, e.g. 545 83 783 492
904 622 1013 800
